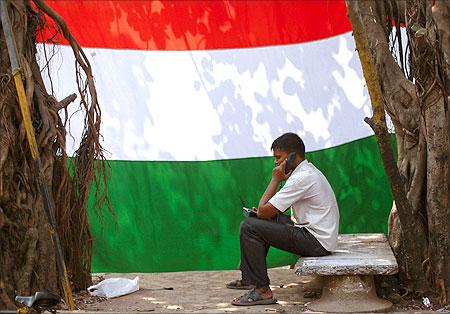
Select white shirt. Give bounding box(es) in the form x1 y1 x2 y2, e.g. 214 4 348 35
269 159 339 251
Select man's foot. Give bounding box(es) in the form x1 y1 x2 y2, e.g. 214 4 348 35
255 286 273 300
231 288 277 306
226 279 255 290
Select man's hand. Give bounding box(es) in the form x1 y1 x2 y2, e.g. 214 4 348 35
272 159 292 183
255 159 292 220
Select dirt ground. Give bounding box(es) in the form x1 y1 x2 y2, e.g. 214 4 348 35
74 268 312 313
68 268 447 313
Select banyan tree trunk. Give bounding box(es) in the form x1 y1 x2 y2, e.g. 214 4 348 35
347 0 450 305
0 0 110 309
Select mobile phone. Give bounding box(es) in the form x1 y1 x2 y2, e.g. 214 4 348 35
285 152 296 174
243 207 257 217
243 207 255 213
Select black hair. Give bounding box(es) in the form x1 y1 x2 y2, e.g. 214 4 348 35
271 133 305 158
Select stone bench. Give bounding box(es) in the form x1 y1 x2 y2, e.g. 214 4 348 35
294 233 398 312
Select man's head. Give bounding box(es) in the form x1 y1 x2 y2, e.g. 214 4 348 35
271 133 305 166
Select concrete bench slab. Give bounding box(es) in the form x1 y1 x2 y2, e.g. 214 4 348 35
295 233 398 313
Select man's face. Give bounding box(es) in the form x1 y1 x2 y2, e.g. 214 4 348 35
272 147 289 166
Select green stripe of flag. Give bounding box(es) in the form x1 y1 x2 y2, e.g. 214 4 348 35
88 135 393 273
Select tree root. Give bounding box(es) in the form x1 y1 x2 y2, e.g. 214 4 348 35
0 280 15 309
54 93 77 112
31 0 113 291
16 228 38 294
398 286 410 298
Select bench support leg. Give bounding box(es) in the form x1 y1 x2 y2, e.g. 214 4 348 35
307 275 392 313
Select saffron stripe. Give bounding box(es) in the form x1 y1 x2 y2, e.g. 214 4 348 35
39 0 351 50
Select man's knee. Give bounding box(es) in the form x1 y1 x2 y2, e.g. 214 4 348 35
240 217 257 235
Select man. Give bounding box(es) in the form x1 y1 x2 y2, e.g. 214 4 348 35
227 132 339 306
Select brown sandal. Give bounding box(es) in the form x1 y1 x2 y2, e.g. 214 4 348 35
226 279 255 290
231 288 277 306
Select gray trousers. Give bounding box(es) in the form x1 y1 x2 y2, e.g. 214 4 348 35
239 214 329 287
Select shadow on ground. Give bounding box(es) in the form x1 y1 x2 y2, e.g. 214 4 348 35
74 268 321 313
69 268 443 313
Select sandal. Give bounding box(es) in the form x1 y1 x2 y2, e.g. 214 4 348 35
226 279 255 290
231 288 277 306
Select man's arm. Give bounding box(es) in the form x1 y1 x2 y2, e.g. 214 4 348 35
257 179 281 219
257 160 291 219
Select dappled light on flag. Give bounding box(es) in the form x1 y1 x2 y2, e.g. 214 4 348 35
37 0 393 273
40 1 351 50
39 32 370 161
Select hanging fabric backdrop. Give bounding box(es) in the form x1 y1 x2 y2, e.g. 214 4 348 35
38 0 393 272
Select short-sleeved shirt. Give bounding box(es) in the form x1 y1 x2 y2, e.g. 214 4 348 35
269 159 339 251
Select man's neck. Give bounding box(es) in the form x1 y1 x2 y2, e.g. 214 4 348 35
293 157 305 170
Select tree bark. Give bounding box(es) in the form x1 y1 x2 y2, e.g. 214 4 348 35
0 1 59 307
431 0 450 93
347 0 450 303
408 0 450 303
1 0 110 309
347 1 428 292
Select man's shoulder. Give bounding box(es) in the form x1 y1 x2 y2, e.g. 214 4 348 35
295 161 321 178
288 167 316 187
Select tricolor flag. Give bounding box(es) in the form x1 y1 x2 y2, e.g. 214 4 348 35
39 0 392 272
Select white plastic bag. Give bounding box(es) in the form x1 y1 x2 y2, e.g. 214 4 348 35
87 276 139 298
